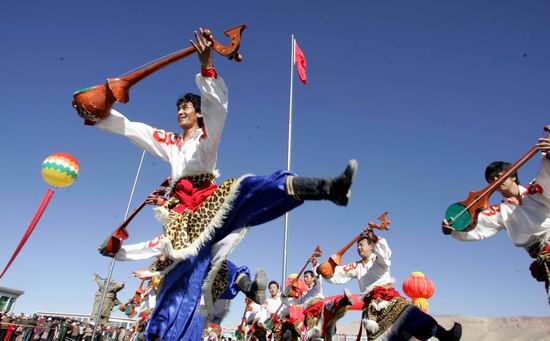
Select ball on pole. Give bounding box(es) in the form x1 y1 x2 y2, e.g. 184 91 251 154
41 152 80 187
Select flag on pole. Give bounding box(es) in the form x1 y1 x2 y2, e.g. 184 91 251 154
294 39 308 85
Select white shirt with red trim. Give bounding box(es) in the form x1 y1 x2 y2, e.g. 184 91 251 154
452 157 550 248
321 238 393 295
96 73 228 185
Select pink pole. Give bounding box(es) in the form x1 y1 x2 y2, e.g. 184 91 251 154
0 189 55 279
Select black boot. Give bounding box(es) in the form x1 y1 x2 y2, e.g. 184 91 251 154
286 159 358 206
435 322 462 341
236 269 267 305
338 288 354 307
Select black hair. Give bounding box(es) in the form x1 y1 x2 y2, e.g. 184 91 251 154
304 270 314 277
485 161 520 185
268 281 279 289
176 93 203 128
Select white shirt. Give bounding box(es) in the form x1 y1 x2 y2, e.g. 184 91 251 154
244 302 262 324
452 157 550 248
285 276 324 307
96 74 228 185
322 238 393 295
260 293 288 321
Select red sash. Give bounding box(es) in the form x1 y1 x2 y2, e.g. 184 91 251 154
171 177 218 213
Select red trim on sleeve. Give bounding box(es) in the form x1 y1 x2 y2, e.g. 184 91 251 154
201 67 217 78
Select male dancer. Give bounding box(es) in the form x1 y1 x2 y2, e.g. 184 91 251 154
442 126 550 304
73 29 357 341
282 268 326 337
320 229 462 341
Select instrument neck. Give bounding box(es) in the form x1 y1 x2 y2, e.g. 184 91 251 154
287 260 310 290
466 146 538 211
119 47 196 85
335 234 362 258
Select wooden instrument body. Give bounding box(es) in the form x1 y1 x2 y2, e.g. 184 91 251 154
445 189 491 232
99 178 170 257
318 213 389 279
317 254 342 279
73 25 246 125
445 146 539 232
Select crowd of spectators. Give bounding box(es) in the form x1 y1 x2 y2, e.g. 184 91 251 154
0 313 145 341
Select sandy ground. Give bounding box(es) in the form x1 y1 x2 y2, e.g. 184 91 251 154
333 315 550 341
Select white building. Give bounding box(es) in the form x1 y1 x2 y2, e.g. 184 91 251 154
0 286 24 314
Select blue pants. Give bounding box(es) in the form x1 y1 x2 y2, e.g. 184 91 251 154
145 170 302 341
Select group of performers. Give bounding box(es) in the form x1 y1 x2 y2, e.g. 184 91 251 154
71 27 550 340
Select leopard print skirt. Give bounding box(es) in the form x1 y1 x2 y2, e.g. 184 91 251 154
163 177 239 255
363 296 410 340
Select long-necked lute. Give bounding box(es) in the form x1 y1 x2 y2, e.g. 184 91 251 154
99 177 170 257
444 133 548 232
317 212 390 279
284 245 322 298
73 24 246 125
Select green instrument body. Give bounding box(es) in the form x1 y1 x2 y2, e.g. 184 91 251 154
444 202 474 232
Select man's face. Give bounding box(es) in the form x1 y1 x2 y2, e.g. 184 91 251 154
177 101 202 130
268 283 279 297
493 173 519 198
357 239 373 261
303 273 314 287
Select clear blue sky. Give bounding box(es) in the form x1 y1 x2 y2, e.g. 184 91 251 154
1 0 549 325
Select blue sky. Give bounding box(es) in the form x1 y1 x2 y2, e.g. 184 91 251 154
1 0 549 325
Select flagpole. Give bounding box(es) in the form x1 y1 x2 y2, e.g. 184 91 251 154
92 150 146 339
282 34 295 286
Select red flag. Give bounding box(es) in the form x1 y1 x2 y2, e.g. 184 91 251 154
294 40 307 85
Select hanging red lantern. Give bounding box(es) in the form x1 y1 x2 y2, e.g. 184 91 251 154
402 271 435 312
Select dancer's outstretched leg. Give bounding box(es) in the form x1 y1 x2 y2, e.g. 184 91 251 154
286 159 357 206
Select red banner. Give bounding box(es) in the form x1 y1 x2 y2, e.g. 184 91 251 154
0 189 55 279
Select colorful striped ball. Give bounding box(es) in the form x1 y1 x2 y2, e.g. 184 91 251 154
41 152 80 187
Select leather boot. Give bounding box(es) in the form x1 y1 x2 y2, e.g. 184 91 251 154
338 287 354 307
286 159 358 206
435 322 462 341
236 268 267 305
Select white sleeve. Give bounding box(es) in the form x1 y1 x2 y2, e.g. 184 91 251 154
451 204 505 241
372 238 391 268
96 109 172 162
115 236 165 261
283 296 300 306
195 74 228 147
323 262 359 285
535 157 550 200
300 276 323 303
258 304 269 322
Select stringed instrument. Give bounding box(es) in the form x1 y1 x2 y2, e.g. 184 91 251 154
132 279 146 305
73 24 246 125
99 177 170 257
284 246 322 298
444 131 548 232
262 302 284 331
317 212 390 279
235 300 251 340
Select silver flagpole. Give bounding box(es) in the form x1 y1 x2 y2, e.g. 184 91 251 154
282 34 295 287
92 150 146 339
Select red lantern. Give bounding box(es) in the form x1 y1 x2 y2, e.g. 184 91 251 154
402 271 435 312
